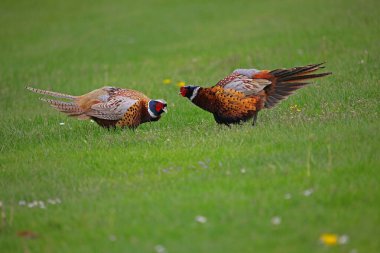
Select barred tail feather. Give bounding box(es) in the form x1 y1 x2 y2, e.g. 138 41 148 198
265 63 331 108
40 98 89 119
26 86 76 100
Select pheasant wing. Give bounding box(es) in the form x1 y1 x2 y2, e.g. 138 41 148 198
87 96 139 120
214 69 271 96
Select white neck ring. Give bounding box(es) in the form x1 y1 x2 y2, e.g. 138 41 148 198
148 101 158 118
190 87 200 101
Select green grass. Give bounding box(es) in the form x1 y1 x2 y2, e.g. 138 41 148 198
0 0 379 252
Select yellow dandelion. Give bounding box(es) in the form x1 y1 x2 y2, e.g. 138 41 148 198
162 79 172 85
177 81 186 87
290 104 302 113
320 233 338 246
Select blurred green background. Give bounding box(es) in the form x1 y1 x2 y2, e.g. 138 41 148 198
0 0 379 252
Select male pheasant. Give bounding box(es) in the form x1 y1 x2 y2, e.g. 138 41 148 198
180 63 331 126
27 86 167 129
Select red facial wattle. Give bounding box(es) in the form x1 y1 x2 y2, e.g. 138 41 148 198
155 102 164 112
180 87 187 97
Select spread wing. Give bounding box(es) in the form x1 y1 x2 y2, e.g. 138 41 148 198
214 69 271 96
86 96 139 120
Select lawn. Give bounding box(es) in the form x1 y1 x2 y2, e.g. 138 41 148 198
0 0 379 252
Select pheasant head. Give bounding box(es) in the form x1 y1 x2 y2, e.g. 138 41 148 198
180 86 200 101
148 99 168 119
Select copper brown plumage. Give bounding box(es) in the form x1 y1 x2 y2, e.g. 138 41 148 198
27 86 167 129
180 63 331 126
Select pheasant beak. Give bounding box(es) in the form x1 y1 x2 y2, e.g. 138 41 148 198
163 105 168 113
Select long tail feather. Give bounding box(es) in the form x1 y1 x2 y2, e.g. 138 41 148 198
271 62 326 79
40 98 81 113
26 86 76 100
280 72 331 82
39 98 89 119
265 63 331 109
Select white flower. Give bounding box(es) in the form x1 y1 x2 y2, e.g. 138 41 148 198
338 234 349 245
109 235 117 241
59 122 65 126
198 161 208 169
18 200 26 206
195 215 207 224
38 201 46 209
47 199 56 205
154 245 167 253
303 189 314 196
271 216 281 225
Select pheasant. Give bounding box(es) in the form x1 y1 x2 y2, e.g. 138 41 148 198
27 86 167 129
180 63 331 126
